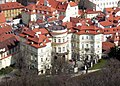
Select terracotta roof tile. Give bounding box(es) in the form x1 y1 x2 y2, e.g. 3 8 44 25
99 21 113 26
0 12 5 23
0 2 24 11
68 1 77 7
0 34 19 49
102 42 115 53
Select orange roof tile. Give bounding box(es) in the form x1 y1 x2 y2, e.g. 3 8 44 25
99 21 113 26
68 1 77 7
0 34 19 49
0 12 5 23
102 42 115 53
0 2 24 11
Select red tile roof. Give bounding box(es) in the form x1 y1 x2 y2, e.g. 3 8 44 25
103 27 120 34
0 24 12 35
0 2 24 11
102 42 115 53
99 21 113 27
0 34 19 49
19 28 51 48
0 12 6 23
68 1 77 7
33 28 49 35
75 25 103 35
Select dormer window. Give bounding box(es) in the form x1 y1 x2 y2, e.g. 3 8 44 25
97 30 100 33
85 30 89 33
26 35 28 38
40 43 43 46
44 39 46 42
31 42 34 44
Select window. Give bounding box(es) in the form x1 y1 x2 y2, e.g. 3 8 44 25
106 2 108 5
63 47 65 51
86 36 89 39
58 47 61 52
41 49 43 53
109 2 111 5
54 38 56 42
112 2 114 4
41 58 43 62
98 45 99 48
58 39 61 43
82 44 84 48
54 47 56 52
91 36 93 39
82 36 84 40
86 44 89 47
63 38 65 42
104 3 105 6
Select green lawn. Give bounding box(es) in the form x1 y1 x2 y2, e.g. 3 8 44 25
90 59 107 70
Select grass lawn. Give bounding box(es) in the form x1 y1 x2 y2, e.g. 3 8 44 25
89 59 107 70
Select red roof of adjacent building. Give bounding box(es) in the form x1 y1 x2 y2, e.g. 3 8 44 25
0 12 6 23
0 24 12 35
19 28 51 48
0 34 19 50
68 1 77 7
99 21 113 27
0 2 24 11
102 42 115 53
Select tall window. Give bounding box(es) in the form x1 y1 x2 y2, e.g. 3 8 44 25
58 47 61 52
58 39 61 43
54 38 56 42
86 36 89 39
82 36 84 40
63 38 65 42
63 47 65 51
41 58 43 62
86 44 89 47
54 47 56 52
82 44 84 48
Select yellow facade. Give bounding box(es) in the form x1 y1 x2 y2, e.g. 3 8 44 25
2 8 22 21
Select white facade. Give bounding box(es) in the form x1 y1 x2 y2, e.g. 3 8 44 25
23 42 52 74
0 48 12 69
0 0 16 4
63 3 79 22
86 13 99 19
6 0 16 2
50 26 70 61
80 0 119 11
0 45 19 69
90 0 119 11
19 29 52 74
